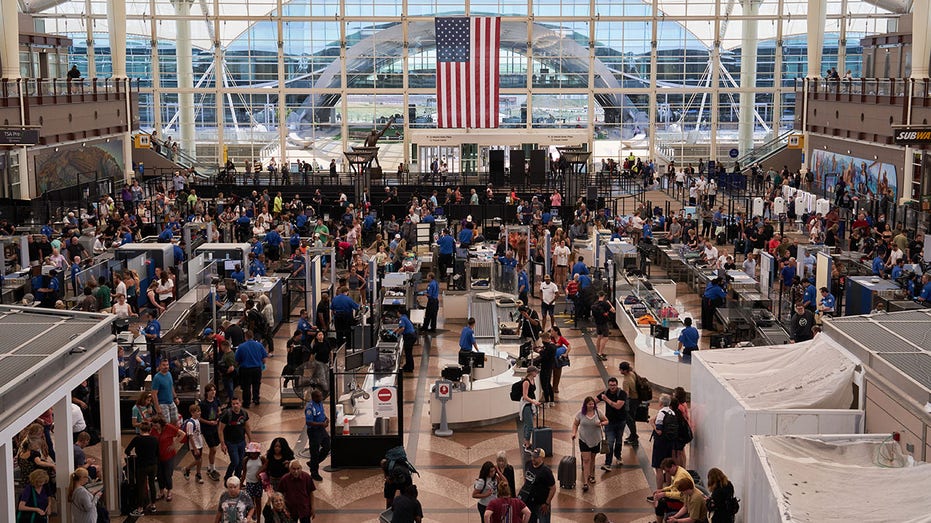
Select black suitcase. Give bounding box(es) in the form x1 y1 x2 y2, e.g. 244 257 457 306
716 232 727 245
558 445 577 489
119 480 134 515
532 404 552 456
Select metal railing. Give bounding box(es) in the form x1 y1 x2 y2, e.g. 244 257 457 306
795 77 912 98
0 77 140 100
734 129 795 170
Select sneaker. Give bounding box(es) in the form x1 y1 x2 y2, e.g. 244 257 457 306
646 496 655 503
196 474 204 484
130 508 145 517
208 469 221 481
183 468 190 479
601 464 611 471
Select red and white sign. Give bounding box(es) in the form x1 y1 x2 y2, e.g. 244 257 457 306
373 386 398 418
435 379 453 400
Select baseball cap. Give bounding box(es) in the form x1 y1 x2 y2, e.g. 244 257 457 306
395 233 401 239
203 327 214 336
531 448 546 459
619 361 631 371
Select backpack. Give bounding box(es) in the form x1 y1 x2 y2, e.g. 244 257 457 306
384 446 418 485
510 379 526 401
634 373 653 402
678 413 693 445
659 407 679 443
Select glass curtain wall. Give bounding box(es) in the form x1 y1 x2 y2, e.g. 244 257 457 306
32 0 899 168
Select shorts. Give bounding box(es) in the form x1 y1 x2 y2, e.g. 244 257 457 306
541 302 555 317
159 403 179 424
202 429 220 448
245 481 263 499
579 440 599 454
596 322 611 336
189 447 203 459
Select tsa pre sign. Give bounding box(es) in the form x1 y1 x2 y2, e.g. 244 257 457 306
373 386 398 418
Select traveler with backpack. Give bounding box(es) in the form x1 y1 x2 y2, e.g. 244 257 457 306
650 394 678 489
598 377 627 471
180 404 205 483
518 448 556 523
673 388 694 468
619 362 648 448
705 467 739 523
382 446 417 509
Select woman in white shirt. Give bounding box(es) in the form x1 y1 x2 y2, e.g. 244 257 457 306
553 240 571 288
156 271 174 306
111 293 136 318
252 216 267 236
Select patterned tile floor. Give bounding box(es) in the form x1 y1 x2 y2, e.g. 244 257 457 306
112 185 746 522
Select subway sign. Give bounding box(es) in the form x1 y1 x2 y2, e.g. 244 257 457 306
893 127 931 146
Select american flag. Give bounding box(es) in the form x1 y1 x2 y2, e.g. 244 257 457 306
435 16 501 129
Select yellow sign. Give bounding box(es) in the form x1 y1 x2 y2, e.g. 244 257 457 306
787 134 804 149
134 134 151 149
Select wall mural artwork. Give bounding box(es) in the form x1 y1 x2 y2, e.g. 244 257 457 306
811 149 897 200
33 140 124 194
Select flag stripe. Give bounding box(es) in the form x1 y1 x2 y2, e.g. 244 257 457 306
436 16 500 129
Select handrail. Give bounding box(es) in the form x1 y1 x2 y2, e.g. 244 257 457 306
0 77 140 99
734 128 794 169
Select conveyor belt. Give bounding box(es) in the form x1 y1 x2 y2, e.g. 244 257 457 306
470 299 498 341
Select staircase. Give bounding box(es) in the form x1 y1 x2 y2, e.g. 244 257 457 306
734 129 795 172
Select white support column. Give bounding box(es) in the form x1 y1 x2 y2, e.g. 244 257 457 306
106 0 127 78
771 0 785 142
276 0 286 171
648 0 659 157
53 395 75 522
902 147 914 203
213 0 224 164
911 0 931 79
738 0 762 156
84 0 96 78
98 354 122 511
837 0 848 75
0 442 14 523
806 0 827 78
0 0 20 79
174 0 196 159
150 0 162 134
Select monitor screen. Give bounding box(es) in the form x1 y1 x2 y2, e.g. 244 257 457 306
362 346 379 366
471 352 485 368
224 260 239 271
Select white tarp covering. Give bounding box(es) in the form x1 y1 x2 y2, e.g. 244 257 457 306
696 337 856 410
750 435 931 523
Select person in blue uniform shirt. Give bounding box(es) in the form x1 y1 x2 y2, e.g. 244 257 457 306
701 278 727 330
497 250 518 293
918 274 931 303
458 225 474 248
890 258 906 281
517 266 530 305
173 242 185 265
330 286 360 349
394 309 418 373
578 272 592 290
872 253 885 277
422 272 439 333
817 287 836 318
158 224 174 243
296 308 315 344
459 317 479 353
264 227 282 261
230 263 246 284
249 254 267 277
437 229 456 276
250 237 264 257
571 256 589 278
677 317 700 363
303 389 330 482
801 279 817 311
141 310 162 376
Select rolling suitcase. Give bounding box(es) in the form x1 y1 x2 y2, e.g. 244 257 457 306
558 444 577 489
532 404 552 456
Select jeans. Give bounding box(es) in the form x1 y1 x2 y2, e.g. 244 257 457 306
225 439 246 480
604 421 624 466
239 366 262 406
307 426 331 475
157 456 174 490
624 399 640 443
521 403 534 443
222 375 236 403
527 503 551 523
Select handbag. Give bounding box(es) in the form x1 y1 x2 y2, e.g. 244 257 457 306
599 436 610 455
557 352 570 368
16 487 37 523
635 403 650 422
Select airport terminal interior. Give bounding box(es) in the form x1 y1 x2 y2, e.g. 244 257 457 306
2 0 931 522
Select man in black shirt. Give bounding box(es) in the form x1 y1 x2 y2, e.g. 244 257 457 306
519 448 556 523
598 377 628 470
218 397 253 482
590 292 616 361
790 302 816 343
390 484 424 523
224 319 245 349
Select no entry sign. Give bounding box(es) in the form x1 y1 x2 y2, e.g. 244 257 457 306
373 386 398 418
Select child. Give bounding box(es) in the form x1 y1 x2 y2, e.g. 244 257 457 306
241 441 266 523
199 383 222 481
181 404 205 483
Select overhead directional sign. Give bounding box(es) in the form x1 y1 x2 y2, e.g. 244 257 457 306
893 127 931 146
0 128 39 146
